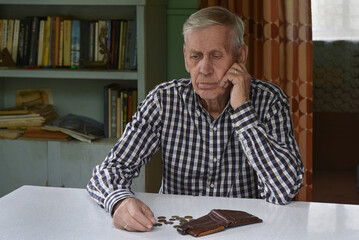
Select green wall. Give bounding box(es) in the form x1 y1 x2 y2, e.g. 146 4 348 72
166 0 197 81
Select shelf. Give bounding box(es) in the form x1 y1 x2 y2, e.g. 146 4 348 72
0 69 137 80
0 0 166 6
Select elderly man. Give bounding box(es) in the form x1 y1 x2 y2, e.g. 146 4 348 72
87 6 304 232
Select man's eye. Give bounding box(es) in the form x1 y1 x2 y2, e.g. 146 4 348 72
212 55 221 60
191 55 200 59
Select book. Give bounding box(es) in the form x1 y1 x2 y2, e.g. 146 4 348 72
70 20 80 66
42 114 104 143
80 20 89 66
48 16 54 66
94 21 98 61
109 20 117 69
0 104 57 123
20 129 70 141
42 16 51 66
0 129 23 139
63 19 72 66
1 19 7 51
97 20 107 62
113 20 120 69
23 17 32 66
6 19 13 54
118 20 126 70
108 84 122 138
28 17 40 66
88 21 96 62
11 19 20 63
124 20 134 69
0 20 2 50
0 114 45 128
59 20 64 66
53 16 61 66
37 19 45 66
16 19 26 66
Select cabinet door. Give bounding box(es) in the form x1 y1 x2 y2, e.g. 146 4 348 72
0 140 48 197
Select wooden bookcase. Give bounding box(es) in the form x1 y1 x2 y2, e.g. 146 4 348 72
0 0 166 197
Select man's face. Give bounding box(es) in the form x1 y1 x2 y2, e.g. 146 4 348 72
183 24 236 103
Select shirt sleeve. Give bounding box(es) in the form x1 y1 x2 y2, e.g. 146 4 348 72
87 90 162 215
231 95 304 205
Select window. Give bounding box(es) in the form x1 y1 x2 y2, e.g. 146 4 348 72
312 0 359 40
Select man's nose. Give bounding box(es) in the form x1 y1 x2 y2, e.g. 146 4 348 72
199 57 213 75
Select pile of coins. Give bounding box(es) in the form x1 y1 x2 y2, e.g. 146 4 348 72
154 215 194 229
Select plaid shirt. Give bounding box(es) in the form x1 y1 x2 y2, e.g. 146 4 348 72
87 78 304 214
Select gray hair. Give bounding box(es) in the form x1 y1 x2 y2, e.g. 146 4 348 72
183 6 245 51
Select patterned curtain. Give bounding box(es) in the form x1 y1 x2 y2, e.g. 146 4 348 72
199 0 313 202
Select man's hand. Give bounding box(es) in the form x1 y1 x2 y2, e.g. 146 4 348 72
220 62 251 110
113 198 157 232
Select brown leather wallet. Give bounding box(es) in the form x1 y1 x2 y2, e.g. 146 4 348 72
177 209 263 237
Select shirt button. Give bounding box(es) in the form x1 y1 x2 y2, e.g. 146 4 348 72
210 183 214 188
196 110 201 117
213 126 217 131
213 157 217 162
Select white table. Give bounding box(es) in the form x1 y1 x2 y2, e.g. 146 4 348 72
0 186 358 240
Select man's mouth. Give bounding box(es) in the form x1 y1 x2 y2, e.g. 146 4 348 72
197 82 217 89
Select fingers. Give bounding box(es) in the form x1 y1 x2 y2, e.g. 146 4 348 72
113 198 156 232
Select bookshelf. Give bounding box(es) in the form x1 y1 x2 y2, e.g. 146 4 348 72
0 0 167 197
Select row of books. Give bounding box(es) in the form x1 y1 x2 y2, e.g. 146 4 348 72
0 16 137 69
105 84 138 138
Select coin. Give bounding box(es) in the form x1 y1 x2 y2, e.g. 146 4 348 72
157 216 166 219
158 219 166 223
153 223 162 227
165 221 174 225
180 219 188 224
173 225 180 229
184 216 193 219
169 218 176 221
171 215 179 219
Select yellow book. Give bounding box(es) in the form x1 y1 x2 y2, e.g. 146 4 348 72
63 19 72 66
6 19 14 54
43 16 51 66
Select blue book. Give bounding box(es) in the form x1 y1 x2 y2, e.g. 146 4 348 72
71 20 81 67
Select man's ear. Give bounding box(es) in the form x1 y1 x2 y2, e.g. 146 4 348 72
183 44 190 72
237 44 248 65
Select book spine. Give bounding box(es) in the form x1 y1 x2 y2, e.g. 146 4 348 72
113 20 120 70
63 19 72 66
37 19 45 66
70 20 80 67
43 17 51 66
88 21 95 62
80 20 89 65
97 20 107 61
0 20 2 50
28 17 39 66
49 16 55 66
59 21 64 66
16 19 26 66
110 20 116 69
6 19 13 55
124 20 134 70
1 19 7 50
23 17 32 66
54 16 61 66
110 87 119 138
94 21 99 61
118 20 124 70
12 19 20 63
